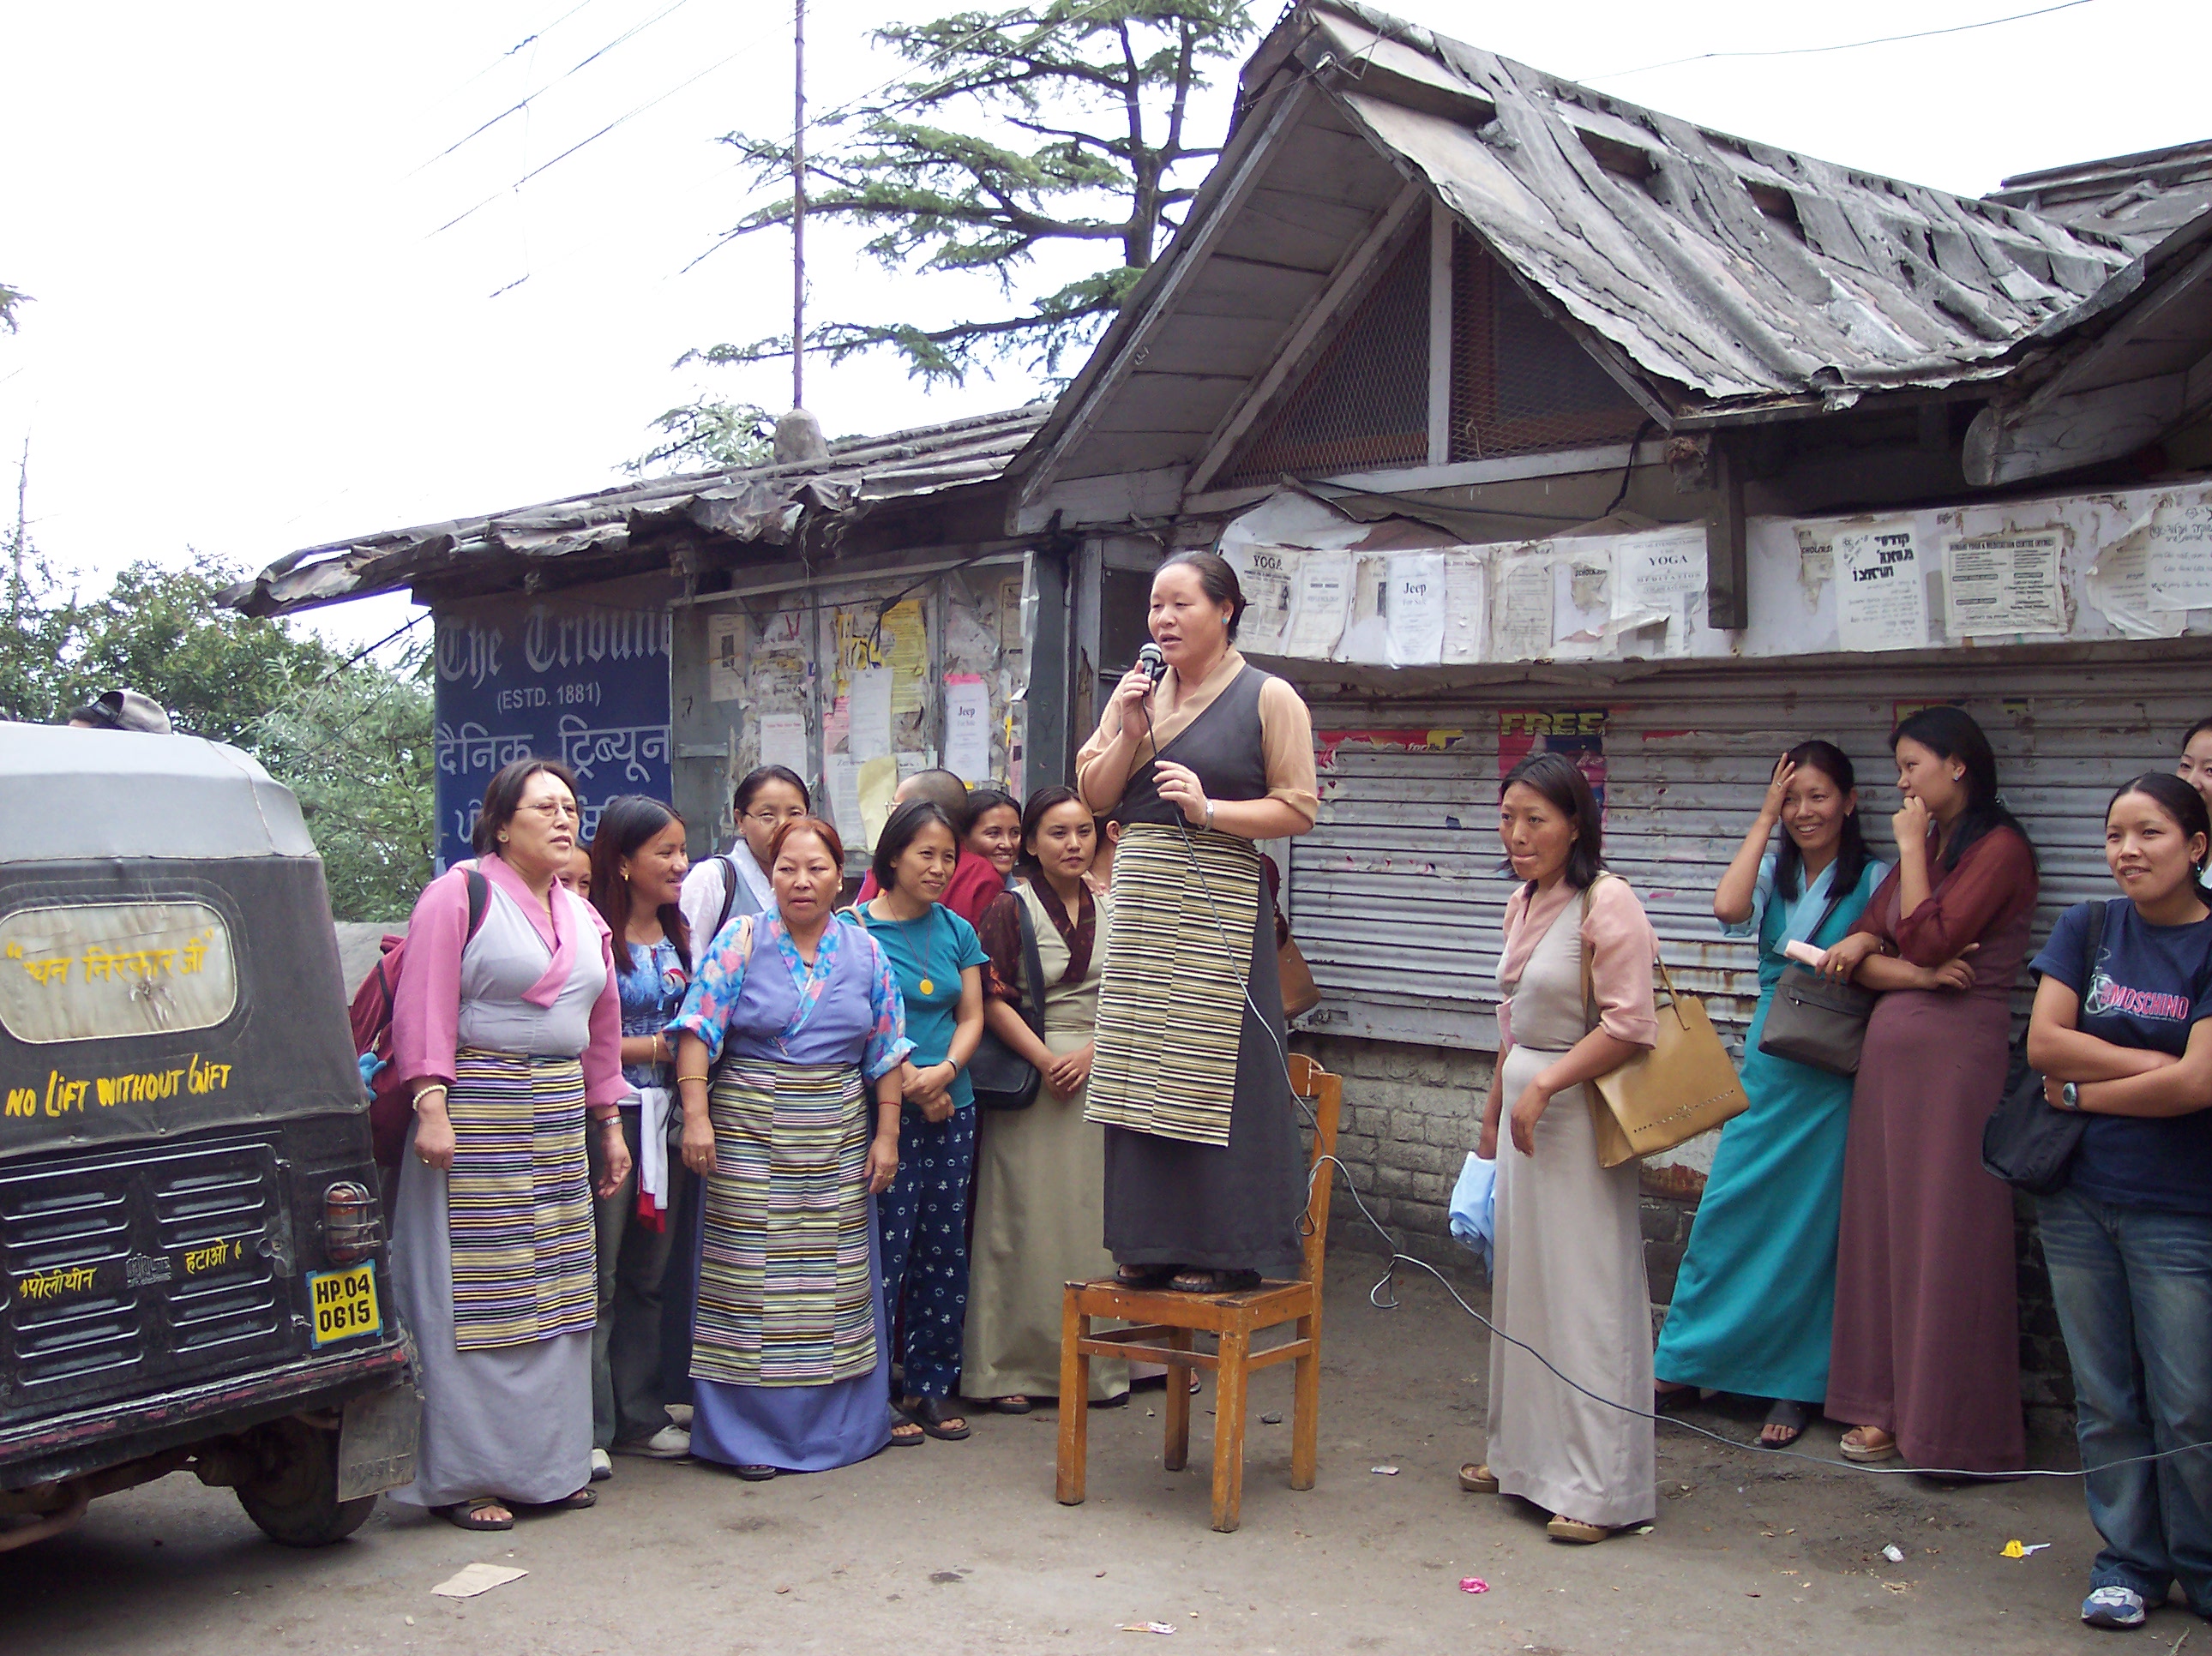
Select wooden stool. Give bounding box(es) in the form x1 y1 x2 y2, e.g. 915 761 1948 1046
1054 1053 1343 1533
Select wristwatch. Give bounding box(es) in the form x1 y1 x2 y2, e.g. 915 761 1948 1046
2059 1081 2081 1112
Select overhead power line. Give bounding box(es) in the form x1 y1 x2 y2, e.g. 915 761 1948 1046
1589 0 2098 81
445 0 607 98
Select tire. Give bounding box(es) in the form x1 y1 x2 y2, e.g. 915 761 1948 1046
233 1418 376 1547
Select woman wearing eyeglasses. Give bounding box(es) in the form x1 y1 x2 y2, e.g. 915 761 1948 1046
681 765 812 946
388 758 633 1532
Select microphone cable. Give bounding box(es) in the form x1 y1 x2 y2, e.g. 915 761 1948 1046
1110 658 2212 1485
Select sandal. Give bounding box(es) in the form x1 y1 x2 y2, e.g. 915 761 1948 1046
536 1486 596 1511
1115 1263 1175 1288
1759 1399 1811 1450
440 1496 514 1531
1547 1515 1608 1545
889 1415 927 1446
1839 1425 1898 1463
900 1395 971 1441
1458 1462 1500 1495
1169 1268 1261 1295
736 1463 778 1481
988 1395 1033 1415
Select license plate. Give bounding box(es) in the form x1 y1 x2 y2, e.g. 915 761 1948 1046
305 1265 382 1347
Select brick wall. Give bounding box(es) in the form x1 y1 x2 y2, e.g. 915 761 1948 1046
1297 1032 2073 1441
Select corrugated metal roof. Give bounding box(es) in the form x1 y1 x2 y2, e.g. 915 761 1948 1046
1990 139 2212 242
225 405 1051 617
1281 2 2145 405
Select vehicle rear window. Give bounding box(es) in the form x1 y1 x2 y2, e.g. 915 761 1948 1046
0 902 238 1044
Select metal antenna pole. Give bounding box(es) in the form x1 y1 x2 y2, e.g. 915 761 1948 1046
792 0 807 410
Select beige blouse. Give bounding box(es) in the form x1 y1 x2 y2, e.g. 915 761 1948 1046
1073 646 1319 826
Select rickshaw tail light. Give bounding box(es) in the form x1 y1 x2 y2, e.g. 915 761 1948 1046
322 1181 381 1265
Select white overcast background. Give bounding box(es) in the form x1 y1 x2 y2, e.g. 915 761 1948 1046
1 0 2202 655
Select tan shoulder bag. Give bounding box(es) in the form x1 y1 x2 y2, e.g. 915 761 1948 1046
1578 875 1750 1169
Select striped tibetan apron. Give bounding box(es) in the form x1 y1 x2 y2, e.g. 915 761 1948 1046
1085 821 1260 1149
445 1047 597 1351
692 1058 876 1387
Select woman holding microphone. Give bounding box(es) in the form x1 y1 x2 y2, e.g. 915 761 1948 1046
1074 551 1319 1294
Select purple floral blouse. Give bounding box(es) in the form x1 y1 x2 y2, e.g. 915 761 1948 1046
670 909 911 1082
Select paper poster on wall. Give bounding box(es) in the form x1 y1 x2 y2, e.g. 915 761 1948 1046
1284 550 1351 659
756 711 808 780
857 755 899 852
996 573 1026 649
880 599 930 717
2088 530 2187 639
1833 520 1929 651
943 673 992 782
1498 708 1608 814
1383 552 1446 668
1943 530 2065 636
1491 555 1554 661
1229 546 1298 657
1551 550 1614 657
1615 529 1707 653
2146 499 2212 611
825 755 866 849
848 666 894 759
1442 553 1486 665
1336 555 1392 665
707 612 745 702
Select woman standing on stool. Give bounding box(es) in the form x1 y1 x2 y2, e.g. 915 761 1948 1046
668 816 911 1481
1074 551 1319 1294
1462 752 1658 1545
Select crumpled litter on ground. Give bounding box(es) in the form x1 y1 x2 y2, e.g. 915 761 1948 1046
431 1563 527 1599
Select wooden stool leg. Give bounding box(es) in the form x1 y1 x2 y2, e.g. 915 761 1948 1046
1291 1310 1320 1491
1211 1328 1250 1533
1055 1291 1089 1505
1163 1326 1193 1473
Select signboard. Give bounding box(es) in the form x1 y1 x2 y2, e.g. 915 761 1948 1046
432 595 674 870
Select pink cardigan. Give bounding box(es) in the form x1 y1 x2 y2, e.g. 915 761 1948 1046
392 855 628 1115
1498 873 1659 1052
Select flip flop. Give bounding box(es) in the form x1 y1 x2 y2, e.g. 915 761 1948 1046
888 1414 926 1446
1547 1515 1608 1545
1115 1263 1175 1288
736 1463 779 1481
988 1395 1033 1415
1458 1462 1500 1495
1759 1399 1811 1450
1169 1268 1261 1294
899 1395 971 1441
440 1497 514 1531
535 1486 596 1511
1839 1427 1899 1463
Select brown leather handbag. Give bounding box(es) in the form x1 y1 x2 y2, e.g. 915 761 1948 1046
1578 877 1750 1169
1277 933 1321 1019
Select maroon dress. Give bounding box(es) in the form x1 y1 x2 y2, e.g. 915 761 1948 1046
1824 825 2037 1473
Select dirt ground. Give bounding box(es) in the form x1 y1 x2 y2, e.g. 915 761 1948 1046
1 1257 2173 1656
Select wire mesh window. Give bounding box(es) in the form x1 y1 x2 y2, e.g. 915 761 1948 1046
1221 231 1430 487
1450 229 1647 462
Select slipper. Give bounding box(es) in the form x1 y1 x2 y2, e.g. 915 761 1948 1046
1547 1515 1608 1545
1114 1263 1175 1288
1169 1268 1261 1295
1458 1462 1499 1495
736 1463 779 1481
1758 1399 1811 1450
535 1487 596 1511
439 1497 514 1531
1839 1427 1898 1464
888 1414 927 1446
987 1396 1033 1415
901 1395 971 1442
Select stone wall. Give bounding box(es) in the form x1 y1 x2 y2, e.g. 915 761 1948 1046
1296 1031 2074 1442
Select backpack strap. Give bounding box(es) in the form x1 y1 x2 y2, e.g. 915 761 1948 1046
464 867 490 943
712 855 740 940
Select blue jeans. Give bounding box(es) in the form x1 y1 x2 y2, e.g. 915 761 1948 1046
876 1107 977 1399
2038 1186 2212 1613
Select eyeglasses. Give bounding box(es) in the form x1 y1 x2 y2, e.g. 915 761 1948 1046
745 808 807 825
520 800 580 822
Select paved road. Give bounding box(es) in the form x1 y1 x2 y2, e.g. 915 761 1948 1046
1 1265 2145 1655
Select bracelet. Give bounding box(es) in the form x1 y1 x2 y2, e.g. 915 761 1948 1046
413 1085 449 1110
676 1071 711 1085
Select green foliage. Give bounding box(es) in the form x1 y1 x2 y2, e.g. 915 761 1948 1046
696 0 1253 386
627 396 778 477
0 531 435 921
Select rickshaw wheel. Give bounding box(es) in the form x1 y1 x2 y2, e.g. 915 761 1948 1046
233 1417 376 1547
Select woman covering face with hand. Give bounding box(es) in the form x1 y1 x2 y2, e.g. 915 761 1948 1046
1653 743 1888 1449
666 817 911 1482
2026 774 2212 1632
1818 706 2039 1473
965 788 1129 1413
1462 753 1659 1545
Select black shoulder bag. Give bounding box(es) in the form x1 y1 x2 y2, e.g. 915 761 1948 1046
1756 881 1875 1076
969 897 1049 1112
1982 899 2109 1194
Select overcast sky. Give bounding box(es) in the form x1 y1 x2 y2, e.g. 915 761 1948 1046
3 0 2202 655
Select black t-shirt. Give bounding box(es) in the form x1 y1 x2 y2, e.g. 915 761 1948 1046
2032 897 2212 1213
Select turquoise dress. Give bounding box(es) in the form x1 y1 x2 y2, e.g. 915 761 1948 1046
1652 850 1888 1403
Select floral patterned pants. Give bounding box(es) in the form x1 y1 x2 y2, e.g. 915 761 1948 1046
877 1107 977 1399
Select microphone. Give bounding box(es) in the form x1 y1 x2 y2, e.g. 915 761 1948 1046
1136 642 1169 687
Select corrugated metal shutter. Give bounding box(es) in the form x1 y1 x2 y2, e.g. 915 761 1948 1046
1288 654 2204 1050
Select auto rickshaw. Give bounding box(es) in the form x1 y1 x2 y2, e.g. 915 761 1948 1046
0 725 417 1547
